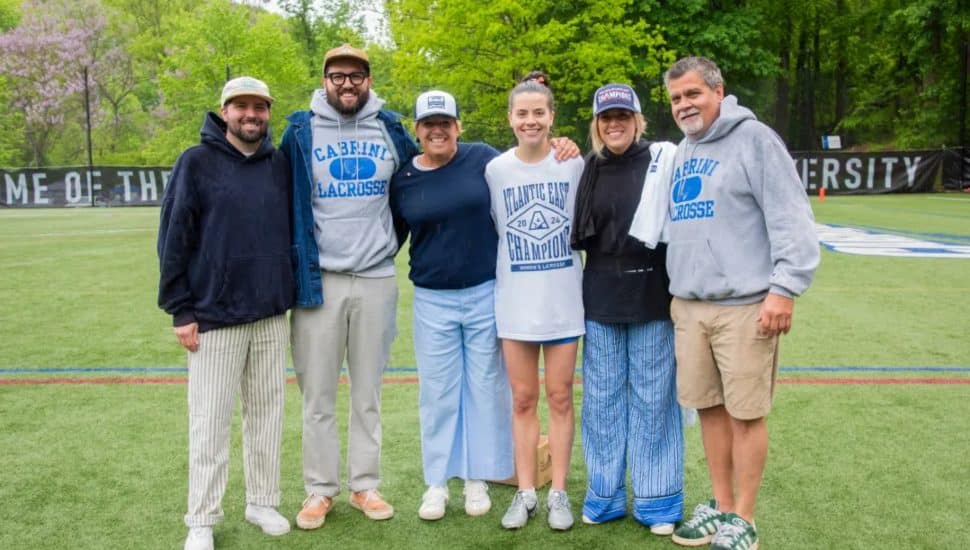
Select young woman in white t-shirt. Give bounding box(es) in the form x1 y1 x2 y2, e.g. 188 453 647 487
484 81 585 531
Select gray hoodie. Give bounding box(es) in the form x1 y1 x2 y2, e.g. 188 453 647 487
309 89 401 276
666 95 819 303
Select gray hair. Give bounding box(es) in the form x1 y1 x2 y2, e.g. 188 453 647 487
663 56 724 90
508 80 554 112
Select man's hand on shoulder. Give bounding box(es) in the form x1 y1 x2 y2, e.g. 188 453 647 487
550 137 580 161
174 322 200 352
758 293 794 336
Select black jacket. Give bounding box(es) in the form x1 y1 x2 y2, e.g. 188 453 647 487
571 141 671 323
157 112 295 332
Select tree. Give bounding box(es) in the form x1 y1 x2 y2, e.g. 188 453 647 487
277 0 366 79
141 0 307 163
0 0 101 166
386 0 673 148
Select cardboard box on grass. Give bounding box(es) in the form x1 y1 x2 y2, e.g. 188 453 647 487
494 434 551 488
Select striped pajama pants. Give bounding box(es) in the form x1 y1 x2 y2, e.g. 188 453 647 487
581 319 684 526
184 314 288 528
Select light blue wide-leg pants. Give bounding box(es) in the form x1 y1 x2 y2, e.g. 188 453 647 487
413 280 513 486
581 320 683 526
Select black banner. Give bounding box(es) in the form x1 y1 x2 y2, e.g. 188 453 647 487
1 166 171 207
942 147 970 190
790 150 941 195
0 149 958 207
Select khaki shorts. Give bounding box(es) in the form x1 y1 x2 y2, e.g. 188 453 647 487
670 297 779 420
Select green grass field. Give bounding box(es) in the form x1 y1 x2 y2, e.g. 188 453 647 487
1 194 968 549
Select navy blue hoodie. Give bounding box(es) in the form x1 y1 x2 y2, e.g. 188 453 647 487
157 112 295 332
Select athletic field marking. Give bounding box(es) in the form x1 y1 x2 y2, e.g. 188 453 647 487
847 224 970 244
816 224 970 258
3 365 969 375
31 228 154 238
2 376 967 386
778 378 970 385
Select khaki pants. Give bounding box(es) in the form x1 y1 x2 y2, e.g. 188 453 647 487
291 272 398 496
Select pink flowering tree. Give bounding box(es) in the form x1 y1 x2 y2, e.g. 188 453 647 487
0 0 108 166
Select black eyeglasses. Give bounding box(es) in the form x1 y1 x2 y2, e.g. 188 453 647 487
326 72 367 86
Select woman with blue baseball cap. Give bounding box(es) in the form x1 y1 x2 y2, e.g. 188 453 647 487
389 90 509 522
570 83 684 535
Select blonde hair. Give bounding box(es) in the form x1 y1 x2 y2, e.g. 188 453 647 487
589 111 647 157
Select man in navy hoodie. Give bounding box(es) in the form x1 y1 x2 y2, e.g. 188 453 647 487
158 76 295 550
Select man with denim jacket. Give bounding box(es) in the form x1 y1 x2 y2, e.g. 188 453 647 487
279 43 418 529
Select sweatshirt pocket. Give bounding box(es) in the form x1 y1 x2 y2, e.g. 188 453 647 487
667 239 732 300
215 254 295 318
317 215 395 272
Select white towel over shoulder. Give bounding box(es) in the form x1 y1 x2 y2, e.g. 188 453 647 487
628 141 677 248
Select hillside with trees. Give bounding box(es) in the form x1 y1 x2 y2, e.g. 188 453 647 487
0 0 966 167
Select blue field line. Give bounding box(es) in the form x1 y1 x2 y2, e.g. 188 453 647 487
848 224 970 245
1 365 969 375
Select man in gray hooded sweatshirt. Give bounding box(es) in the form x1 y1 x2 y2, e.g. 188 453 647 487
281 43 418 530
662 57 819 550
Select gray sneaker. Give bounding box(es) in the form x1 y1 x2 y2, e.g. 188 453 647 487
501 490 537 529
546 489 574 531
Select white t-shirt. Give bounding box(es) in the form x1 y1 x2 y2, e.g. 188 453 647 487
485 149 585 341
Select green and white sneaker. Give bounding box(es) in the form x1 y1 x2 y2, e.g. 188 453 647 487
671 499 725 547
710 513 758 550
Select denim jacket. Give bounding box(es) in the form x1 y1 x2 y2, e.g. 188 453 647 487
280 109 417 307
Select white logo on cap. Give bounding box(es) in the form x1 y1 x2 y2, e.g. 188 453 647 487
426 95 446 109
598 89 632 104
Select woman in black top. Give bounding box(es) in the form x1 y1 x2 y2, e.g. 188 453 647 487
570 84 684 535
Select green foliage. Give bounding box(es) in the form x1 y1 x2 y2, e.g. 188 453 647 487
0 0 967 166
386 0 674 148
142 1 306 163
277 0 367 79
634 0 780 138
0 0 20 31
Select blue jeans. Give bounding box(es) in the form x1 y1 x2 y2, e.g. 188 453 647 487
581 319 683 526
413 280 513 485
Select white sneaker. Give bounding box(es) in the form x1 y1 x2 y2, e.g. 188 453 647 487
244 504 291 536
418 485 449 520
184 527 213 550
463 479 491 516
650 522 675 536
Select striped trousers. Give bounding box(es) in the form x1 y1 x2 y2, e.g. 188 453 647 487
184 314 288 528
581 319 684 526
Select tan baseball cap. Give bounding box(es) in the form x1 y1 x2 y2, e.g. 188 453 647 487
220 76 273 106
323 43 370 73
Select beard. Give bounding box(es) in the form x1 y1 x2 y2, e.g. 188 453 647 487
327 88 370 116
675 109 706 137
227 118 266 144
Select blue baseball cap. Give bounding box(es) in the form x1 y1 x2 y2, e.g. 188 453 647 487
592 83 641 115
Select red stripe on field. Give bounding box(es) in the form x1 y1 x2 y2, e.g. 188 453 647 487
0 377 187 385
1 376 968 386
778 377 970 385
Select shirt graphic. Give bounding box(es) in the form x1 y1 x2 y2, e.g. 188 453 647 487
501 181 573 272
670 156 718 222
313 140 390 198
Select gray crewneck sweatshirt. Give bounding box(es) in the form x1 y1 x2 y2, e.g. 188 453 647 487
309 89 400 276
665 95 819 303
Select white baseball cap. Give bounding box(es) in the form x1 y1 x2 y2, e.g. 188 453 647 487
220 76 274 106
414 90 459 121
